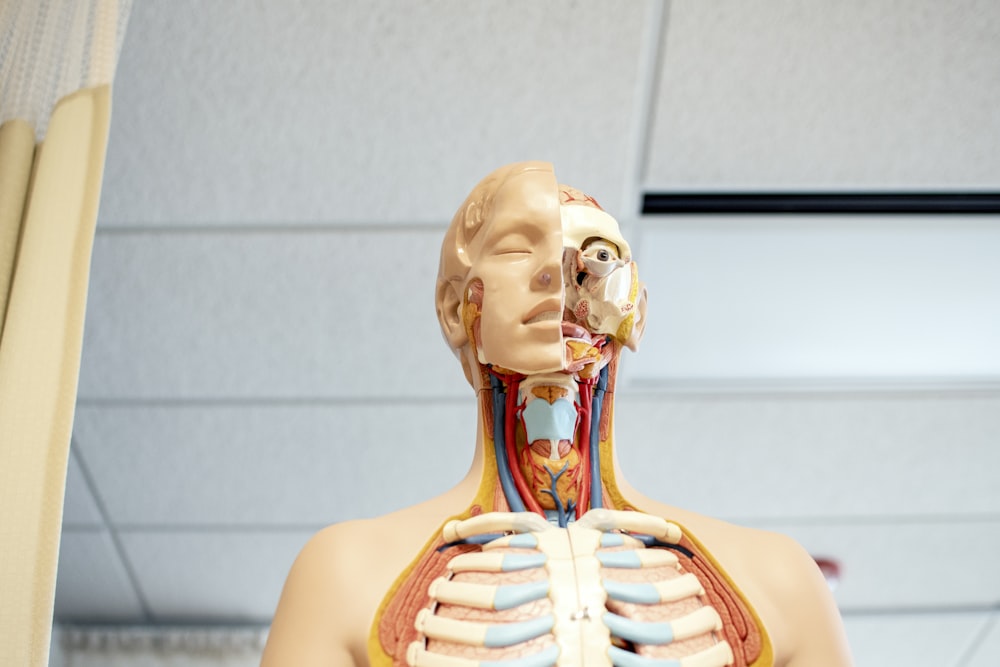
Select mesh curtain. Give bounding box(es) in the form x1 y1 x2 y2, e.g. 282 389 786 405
0 2 132 665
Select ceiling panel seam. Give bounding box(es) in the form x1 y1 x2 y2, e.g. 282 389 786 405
73 383 1000 406
840 605 1000 618
94 222 451 235
625 378 1000 394
620 0 670 222
111 524 327 533
70 441 155 622
732 515 1000 527
93 516 1000 532
75 396 476 408
950 612 998 667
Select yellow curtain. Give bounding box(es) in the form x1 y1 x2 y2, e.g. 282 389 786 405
0 2 130 664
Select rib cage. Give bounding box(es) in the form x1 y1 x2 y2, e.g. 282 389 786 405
406 510 734 667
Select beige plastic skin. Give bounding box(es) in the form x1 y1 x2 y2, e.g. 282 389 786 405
0 86 111 667
260 162 854 666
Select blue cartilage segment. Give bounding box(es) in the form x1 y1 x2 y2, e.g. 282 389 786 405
607 645 681 667
501 553 547 571
494 580 551 610
483 614 555 648
462 533 505 545
603 579 660 604
522 398 577 443
603 613 674 646
600 533 625 547
482 644 561 667
596 551 642 568
507 533 539 548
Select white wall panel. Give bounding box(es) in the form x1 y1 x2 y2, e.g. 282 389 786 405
630 217 1000 385
78 229 471 399
73 402 476 525
100 0 653 226
763 521 1000 610
649 0 1000 188
615 392 1000 520
842 612 989 667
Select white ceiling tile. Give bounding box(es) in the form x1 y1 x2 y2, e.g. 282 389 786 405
966 614 1000 667
648 0 1000 189
78 230 471 399
62 450 103 527
615 392 1000 519
756 521 1000 610
630 216 1000 384
73 402 476 525
54 529 144 621
100 0 653 226
842 612 988 667
118 530 313 621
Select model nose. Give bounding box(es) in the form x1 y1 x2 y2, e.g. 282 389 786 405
532 269 558 293
533 252 563 292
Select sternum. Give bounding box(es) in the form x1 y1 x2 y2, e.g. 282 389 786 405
538 526 611 667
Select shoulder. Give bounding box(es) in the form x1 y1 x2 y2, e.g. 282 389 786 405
633 501 853 665
261 498 466 667
752 531 854 666
696 520 854 667
260 520 382 666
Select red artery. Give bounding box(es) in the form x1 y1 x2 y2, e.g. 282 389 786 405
495 368 598 520
501 375 544 515
575 379 594 519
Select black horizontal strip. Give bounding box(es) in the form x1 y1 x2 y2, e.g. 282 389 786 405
642 192 1000 215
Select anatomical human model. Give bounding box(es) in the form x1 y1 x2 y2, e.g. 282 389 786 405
260 163 853 667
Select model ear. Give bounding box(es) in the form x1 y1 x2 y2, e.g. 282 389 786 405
624 284 648 352
436 279 469 350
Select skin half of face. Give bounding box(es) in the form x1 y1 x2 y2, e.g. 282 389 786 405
467 168 566 375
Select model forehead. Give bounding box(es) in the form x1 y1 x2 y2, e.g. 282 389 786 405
492 169 560 217
560 204 631 259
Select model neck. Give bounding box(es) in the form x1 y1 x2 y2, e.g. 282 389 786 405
476 359 618 526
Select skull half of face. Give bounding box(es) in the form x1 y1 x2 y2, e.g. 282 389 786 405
564 236 639 343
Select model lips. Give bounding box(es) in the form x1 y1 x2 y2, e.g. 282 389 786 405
524 300 593 342
525 310 561 325
524 299 563 325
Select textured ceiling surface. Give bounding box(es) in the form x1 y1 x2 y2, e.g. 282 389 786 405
55 1 1000 665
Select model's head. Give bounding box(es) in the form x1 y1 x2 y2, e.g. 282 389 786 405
436 162 646 387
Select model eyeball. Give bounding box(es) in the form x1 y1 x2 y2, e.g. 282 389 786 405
579 240 624 278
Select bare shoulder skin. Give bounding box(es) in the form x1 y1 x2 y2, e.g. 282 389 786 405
622 486 853 666
261 485 476 666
